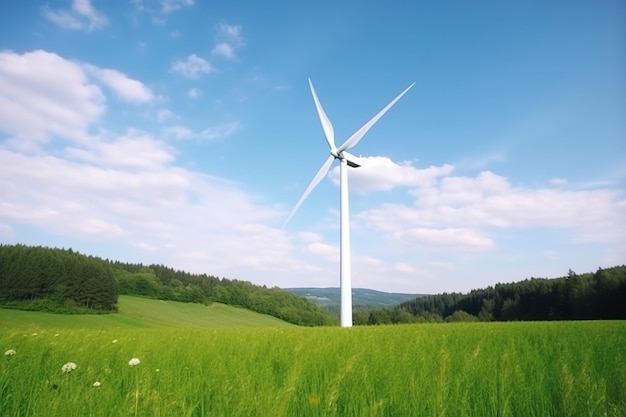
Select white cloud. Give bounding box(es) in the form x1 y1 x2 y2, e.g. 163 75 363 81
358 169 626 252
0 50 105 148
0 143 291 275
298 231 323 243
330 156 453 193
65 129 175 170
392 227 494 250
41 0 108 31
212 43 235 60
305 241 339 263
171 54 214 78
83 65 154 104
216 22 243 44
0 50 158 150
212 22 244 60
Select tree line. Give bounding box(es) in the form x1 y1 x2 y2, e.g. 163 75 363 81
361 266 626 325
0 244 336 326
0 244 117 312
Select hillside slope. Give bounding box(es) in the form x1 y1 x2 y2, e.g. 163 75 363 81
285 287 423 309
0 244 336 326
0 295 294 329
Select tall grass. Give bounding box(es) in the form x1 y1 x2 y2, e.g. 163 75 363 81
1 321 624 416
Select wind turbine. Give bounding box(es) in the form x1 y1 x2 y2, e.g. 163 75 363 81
285 79 415 328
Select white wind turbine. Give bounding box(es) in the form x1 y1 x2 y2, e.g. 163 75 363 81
284 79 415 328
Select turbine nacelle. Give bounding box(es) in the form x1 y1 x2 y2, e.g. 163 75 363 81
336 150 361 168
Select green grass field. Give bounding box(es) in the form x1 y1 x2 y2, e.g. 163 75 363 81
0 295 294 329
1 298 624 416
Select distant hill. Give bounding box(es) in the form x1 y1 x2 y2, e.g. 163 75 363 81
0 295 294 329
285 287 425 309
0 244 336 326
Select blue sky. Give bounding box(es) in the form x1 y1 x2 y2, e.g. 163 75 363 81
0 0 624 294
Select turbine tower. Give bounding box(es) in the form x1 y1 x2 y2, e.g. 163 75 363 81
285 79 414 328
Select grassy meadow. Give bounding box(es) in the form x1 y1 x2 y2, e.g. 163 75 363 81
1 298 624 416
0 295 294 329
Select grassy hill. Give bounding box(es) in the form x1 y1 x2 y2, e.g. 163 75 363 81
285 287 424 309
0 295 294 330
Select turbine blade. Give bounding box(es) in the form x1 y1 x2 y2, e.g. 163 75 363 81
337 82 415 153
283 155 335 227
309 78 336 151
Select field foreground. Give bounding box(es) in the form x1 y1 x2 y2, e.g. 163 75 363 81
1 321 624 416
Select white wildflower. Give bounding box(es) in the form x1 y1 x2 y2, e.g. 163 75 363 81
128 358 140 366
112 339 118 343
4 349 16 356
93 381 101 387
62 362 77 373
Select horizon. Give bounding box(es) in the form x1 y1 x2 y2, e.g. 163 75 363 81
0 0 624 294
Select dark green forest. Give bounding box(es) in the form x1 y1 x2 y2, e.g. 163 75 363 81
0 244 117 312
361 266 626 325
0 244 336 326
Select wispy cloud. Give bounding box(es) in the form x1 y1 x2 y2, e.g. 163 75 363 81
131 0 194 24
170 54 214 78
199 122 241 141
164 122 240 142
161 0 194 13
212 22 244 60
83 65 154 104
41 0 108 31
